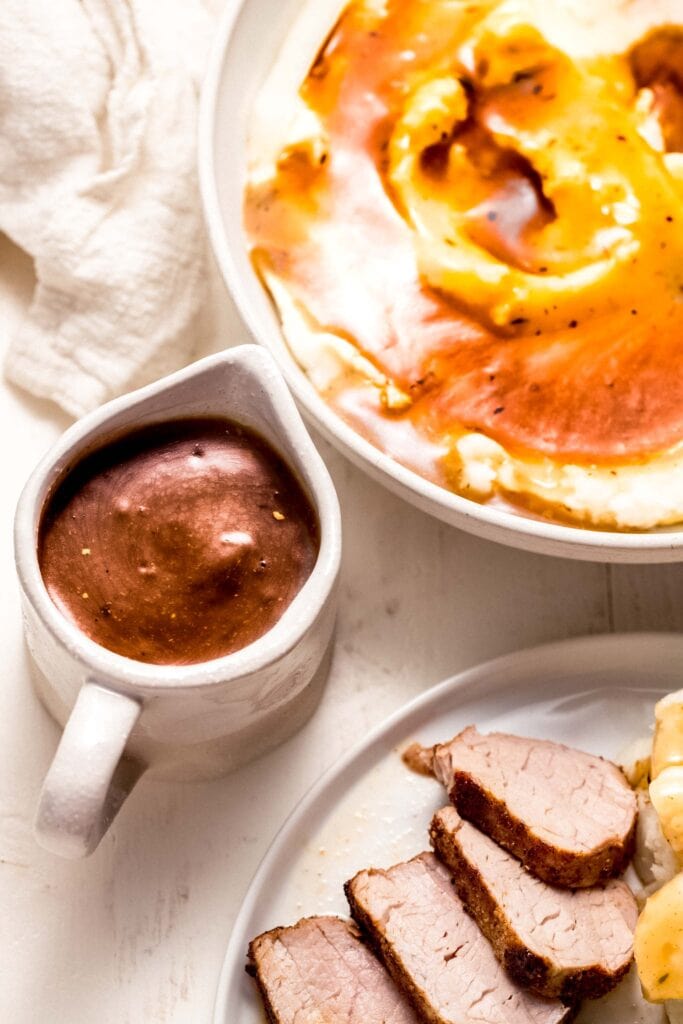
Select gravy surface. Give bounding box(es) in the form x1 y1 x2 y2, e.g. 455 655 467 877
246 0 683 464
39 419 319 666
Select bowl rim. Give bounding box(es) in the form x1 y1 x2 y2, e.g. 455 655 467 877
14 345 342 694
198 0 683 562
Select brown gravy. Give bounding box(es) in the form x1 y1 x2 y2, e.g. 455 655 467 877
38 418 319 666
246 1 683 464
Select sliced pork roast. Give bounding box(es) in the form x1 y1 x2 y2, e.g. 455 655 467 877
430 806 637 1001
248 916 420 1024
422 726 637 887
345 852 572 1024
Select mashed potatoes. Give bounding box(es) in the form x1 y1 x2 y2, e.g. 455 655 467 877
246 0 683 529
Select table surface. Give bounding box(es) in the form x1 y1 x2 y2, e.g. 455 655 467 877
3 224 683 1021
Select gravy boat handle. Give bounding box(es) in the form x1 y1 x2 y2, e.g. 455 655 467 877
34 682 143 858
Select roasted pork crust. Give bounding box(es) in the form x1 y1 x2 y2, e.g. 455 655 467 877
345 869 576 1024
451 771 637 888
401 741 436 777
429 813 632 1002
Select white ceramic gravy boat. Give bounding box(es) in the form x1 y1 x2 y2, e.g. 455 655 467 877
14 345 341 858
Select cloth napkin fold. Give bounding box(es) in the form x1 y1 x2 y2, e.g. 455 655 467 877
0 0 213 417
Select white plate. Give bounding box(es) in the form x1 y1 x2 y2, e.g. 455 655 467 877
199 0 683 563
213 632 682 1022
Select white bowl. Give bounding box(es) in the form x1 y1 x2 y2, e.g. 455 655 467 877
199 0 683 563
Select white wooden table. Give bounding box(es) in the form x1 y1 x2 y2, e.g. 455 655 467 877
2 225 683 1022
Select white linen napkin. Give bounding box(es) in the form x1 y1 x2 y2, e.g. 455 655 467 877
0 0 214 417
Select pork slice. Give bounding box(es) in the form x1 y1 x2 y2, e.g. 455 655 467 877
430 805 637 1001
345 852 573 1024
430 726 637 887
247 915 420 1024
